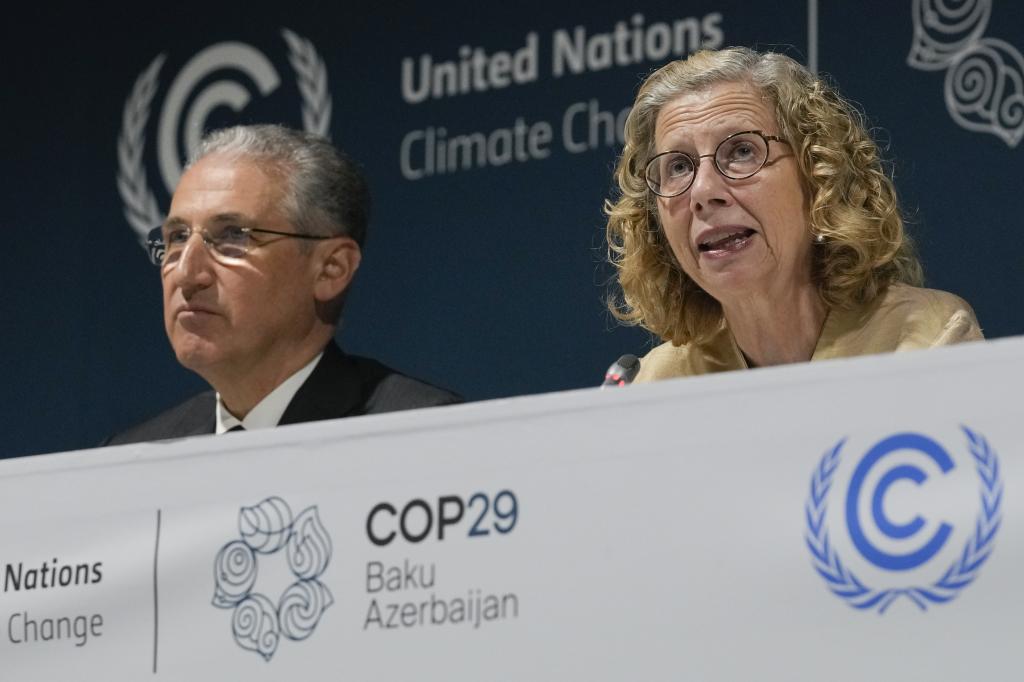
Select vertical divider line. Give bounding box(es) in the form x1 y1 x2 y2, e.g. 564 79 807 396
808 0 819 74
153 508 162 674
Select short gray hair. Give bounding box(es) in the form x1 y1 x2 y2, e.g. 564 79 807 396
187 124 370 247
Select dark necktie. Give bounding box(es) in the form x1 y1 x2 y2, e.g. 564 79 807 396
227 425 245 433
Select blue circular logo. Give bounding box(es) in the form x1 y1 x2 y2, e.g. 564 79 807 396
804 426 1003 613
845 433 955 571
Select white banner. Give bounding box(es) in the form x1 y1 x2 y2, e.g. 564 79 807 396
1 338 1021 680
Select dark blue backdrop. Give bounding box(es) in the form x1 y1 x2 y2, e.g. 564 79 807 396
2 1 1021 457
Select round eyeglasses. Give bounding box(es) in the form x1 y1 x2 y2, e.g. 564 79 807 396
644 130 791 198
146 223 331 268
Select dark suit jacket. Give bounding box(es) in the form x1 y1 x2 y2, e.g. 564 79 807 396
106 342 461 446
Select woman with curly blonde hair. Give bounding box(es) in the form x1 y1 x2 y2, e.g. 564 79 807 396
606 47 981 380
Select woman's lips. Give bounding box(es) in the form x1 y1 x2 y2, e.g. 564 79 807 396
697 228 757 257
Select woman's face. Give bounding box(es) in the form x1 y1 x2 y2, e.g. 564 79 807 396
652 81 812 307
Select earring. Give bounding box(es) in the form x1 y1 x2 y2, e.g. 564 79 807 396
814 232 825 244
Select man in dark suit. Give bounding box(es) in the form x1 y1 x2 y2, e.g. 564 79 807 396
108 125 458 446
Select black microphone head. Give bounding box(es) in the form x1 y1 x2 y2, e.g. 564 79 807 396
601 354 640 388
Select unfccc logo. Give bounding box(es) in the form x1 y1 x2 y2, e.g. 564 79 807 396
116 29 332 245
805 427 1003 613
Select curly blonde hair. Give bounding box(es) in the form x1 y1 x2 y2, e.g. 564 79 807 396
606 47 922 345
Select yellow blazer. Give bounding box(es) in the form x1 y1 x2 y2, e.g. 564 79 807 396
634 284 983 382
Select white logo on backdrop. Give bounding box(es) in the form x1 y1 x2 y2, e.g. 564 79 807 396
116 29 332 244
908 0 1024 147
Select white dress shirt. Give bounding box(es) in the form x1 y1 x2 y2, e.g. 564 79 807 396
215 352 323 433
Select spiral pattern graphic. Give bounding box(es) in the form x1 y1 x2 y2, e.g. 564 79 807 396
1000 92 1024 128
908 1 1023 147
240 496 293 554
212 540 257 608
232 594 280 661
945 38 1024 147
908 0 991 70
950 47 997 110
278 579 335 641
213 497 334 661
287 506 332 580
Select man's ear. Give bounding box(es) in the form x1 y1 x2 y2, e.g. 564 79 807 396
312 237 361 303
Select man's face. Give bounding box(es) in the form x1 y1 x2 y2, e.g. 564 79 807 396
161 154 321 382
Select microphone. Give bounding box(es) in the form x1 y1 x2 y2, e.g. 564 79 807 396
601 354 640 388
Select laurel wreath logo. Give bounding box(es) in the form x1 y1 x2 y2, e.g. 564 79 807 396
116 28 332 245
282 28 332 138
117 54 166 239
804 426 1003 613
